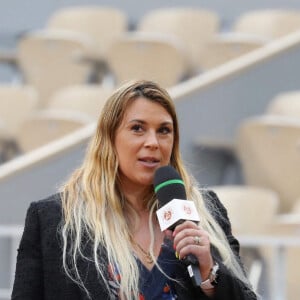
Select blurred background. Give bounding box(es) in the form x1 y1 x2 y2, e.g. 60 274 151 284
1 1 300 299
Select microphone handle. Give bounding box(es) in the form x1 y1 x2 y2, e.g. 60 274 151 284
182 254 202 287
172 220 203 287
187 263 202 287
183 253 198 265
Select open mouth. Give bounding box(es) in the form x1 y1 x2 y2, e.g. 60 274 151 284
139 157 160 163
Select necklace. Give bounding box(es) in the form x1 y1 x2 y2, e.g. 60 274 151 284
135 242 154 264
130 238 154 264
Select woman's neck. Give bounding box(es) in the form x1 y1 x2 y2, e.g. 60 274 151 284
121 185 152 213
129 210 163 270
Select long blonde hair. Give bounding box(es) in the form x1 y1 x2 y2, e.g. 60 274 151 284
60 80 251 299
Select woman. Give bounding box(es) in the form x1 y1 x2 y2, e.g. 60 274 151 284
12 80 257 299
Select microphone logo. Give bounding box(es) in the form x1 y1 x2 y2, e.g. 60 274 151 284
163 208 173 222
156 199 200 231
183 204 192 215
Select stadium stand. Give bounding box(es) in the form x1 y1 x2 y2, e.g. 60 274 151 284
15 109 93 152
17 30 96 106
46 6 128 60
137 7 220 75
213 185 279 234
233 9 300 40
0 84 38 135
213 185 279 294
292 199 300 213
46 6 128 82
46 84 112 119
266 90 300 117
106 32 189 87
0 85 38 162
0 120 19 164
1 24 300 225
1 5 300 300
236 115 300 213
196 32 267 71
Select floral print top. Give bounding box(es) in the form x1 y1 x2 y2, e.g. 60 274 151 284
108 237 183 299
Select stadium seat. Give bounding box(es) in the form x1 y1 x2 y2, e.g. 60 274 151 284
213 185 279 293
196 32 266 71
266 90 300 118
236 115 300 213
47 6 128 60
106 32 189 87
16 109 93 152
137 7 220 74
233 9 300 40
0 84 38 135
17 30 96 106
47 84 112 119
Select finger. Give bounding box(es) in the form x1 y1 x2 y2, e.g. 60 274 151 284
193 235 202 245
173 228 201 246
173 227 209 247
174 230 211 258
175 233 207 253
176 235 212 263
173 220 199 235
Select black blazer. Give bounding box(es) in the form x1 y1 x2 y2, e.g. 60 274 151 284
11 192 257 300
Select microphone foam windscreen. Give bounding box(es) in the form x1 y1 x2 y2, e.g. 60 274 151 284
153 166 187 207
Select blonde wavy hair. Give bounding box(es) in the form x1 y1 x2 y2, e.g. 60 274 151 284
60 80 251 299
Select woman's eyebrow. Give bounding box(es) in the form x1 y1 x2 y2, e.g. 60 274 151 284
127 119 173 125
128 119 145 124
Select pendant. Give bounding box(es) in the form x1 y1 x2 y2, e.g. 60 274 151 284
144 252 154 264
135 242 154 264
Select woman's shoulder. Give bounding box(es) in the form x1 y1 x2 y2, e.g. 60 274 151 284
200 188 231 228
20 194 63 248
27 193 63 223
201 189 224 210
31 193 62 208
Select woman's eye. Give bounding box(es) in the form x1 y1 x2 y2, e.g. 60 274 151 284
131 124 143 132
159 126 172 134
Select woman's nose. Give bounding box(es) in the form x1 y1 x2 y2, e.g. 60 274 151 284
145 131 159 148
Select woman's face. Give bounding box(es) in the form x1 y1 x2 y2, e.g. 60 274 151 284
115 97 174 191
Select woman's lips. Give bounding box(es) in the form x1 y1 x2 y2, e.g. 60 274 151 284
138 157 160 167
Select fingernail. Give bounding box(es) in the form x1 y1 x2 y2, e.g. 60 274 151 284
175 251 179 259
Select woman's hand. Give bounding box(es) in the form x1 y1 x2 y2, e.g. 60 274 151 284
172 220 214 280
